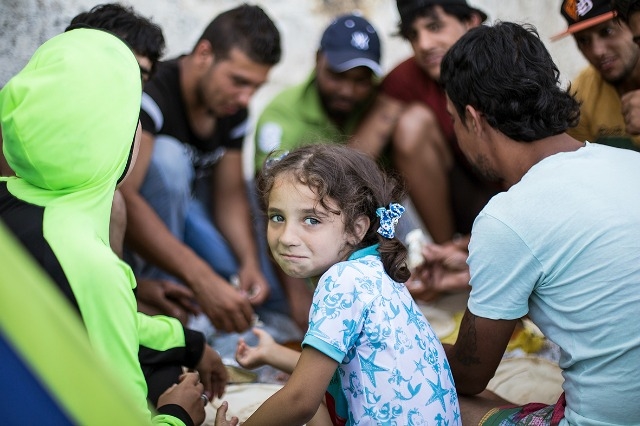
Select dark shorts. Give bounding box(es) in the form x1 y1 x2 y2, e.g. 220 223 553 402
480 393 566 426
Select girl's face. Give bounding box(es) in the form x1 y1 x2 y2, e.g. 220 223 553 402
266 173 356 280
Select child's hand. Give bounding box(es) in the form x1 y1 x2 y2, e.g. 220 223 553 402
235 327 276 369
214 401 239 426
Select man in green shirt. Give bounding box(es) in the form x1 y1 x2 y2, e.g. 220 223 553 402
254 13 381 172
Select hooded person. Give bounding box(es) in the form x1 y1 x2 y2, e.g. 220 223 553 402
0 28 224 425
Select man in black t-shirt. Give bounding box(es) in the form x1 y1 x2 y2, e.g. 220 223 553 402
120 4 287 333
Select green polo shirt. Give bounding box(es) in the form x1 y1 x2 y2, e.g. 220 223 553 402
254 71 377 172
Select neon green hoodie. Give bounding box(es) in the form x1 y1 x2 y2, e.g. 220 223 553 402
1 29 190 425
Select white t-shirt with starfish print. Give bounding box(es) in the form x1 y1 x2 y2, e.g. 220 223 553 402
302 245 460 425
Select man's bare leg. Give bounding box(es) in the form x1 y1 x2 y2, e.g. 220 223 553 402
392 103 455 243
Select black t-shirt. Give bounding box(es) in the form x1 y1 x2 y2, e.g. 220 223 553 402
140 58 248 173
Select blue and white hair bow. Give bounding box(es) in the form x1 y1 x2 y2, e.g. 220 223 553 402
376 202 405 239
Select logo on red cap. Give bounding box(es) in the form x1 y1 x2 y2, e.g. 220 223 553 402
563 0 595 21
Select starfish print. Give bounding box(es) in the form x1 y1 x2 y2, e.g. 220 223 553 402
349 285 362 301
307 315 331 340
403 301 424 329
425 374 450 412
358 351 388 386
414 358 427 376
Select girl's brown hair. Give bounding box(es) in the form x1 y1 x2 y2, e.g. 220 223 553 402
257 144 410 283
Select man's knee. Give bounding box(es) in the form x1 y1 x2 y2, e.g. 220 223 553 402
393 103 445 154
145 135 193 197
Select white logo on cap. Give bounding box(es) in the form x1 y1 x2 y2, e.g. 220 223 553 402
577 0 593 17
351 32 370 50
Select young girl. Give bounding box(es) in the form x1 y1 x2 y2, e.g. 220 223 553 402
215 144 460 426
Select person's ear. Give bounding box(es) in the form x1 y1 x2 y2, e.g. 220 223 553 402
465 105 484 136
194 39 214 65
350 214 371 245
465 12 482 30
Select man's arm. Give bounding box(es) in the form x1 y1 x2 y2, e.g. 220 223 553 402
210 150 269 305
120 131 253 332
621 90 640 135
444 309 517 395
349 93 405 157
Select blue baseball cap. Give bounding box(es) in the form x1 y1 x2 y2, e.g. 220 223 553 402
320 13 382 76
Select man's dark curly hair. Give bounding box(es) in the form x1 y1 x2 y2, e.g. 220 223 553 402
66 3 165 66
440 21 580 142
197 3 281 66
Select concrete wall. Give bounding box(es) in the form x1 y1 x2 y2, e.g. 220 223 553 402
0 0 587 172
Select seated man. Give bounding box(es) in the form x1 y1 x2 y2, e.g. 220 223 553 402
440 21 640 425
613 0 640 138
0 28 227 425
120 4 287 335
552 0 640 151
253 13 382 329
352 0 500 247
353 0 500 302
254 13 381 170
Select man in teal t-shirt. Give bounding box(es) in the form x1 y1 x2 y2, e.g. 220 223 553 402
254 13 382 172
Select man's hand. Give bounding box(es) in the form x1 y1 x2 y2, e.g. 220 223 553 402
193 273 254 333
157 371 206 426
237 262 270 306
196 344 228 400
136 278 200 325
410 242 470 302
621 90 640 135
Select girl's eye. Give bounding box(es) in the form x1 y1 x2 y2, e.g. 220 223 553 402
269 214 284 223
304 217 320 225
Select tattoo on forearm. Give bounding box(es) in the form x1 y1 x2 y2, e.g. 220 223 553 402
454 312 480 366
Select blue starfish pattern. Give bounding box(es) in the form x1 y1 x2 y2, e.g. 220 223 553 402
358 351 388 386
414 358 427 376
444 359 455 386
349 285 362 302
305 253 458 424
403 301 424 329
307 315 331 340
426 374 450 412
363 404 377 419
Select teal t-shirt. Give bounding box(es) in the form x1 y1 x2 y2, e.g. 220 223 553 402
468 143 640 425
